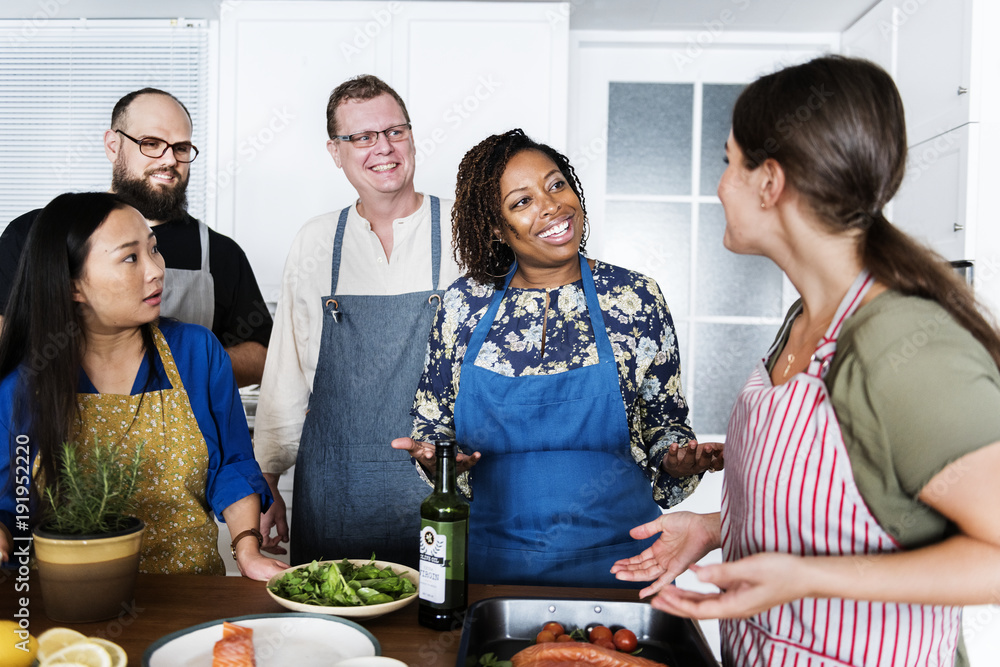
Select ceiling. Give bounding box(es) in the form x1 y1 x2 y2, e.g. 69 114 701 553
567 0 880 32
0 0 881 32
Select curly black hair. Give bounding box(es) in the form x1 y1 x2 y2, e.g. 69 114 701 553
452 129 588 288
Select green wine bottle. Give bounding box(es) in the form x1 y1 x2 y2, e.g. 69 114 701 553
418 439 469 631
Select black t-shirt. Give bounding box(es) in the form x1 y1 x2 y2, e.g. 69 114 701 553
0 210 272 348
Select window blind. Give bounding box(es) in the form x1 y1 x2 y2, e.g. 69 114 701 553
0 19 210 226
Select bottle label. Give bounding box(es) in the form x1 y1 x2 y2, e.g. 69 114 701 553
419 520 467 605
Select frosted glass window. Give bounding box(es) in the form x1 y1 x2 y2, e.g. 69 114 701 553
700 84 744 195
696 204 784 318
603 201 691 317
691 323 777 434
607 83 693 195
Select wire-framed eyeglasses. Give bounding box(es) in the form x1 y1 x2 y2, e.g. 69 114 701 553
334 123 412 148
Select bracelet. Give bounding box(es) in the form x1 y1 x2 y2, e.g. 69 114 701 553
230 528 263 560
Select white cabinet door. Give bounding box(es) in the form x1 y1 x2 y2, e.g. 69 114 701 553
894 0 973 146
217 1 569 300
891 124 974 262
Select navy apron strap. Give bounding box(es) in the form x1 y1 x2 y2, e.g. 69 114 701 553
464 260 517 361
578 254 615 367
429 195 441 290
330 205 351 295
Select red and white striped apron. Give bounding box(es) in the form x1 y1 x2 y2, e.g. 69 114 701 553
720 271 963 667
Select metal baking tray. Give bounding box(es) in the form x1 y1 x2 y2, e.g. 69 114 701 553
456 597 718 666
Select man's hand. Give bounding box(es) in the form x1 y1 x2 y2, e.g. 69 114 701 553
261 472 288 555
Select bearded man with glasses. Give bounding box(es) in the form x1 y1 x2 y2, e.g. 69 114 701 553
254 75 461 567
0 88 272 387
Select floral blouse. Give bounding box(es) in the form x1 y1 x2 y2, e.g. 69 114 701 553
410 259 700 508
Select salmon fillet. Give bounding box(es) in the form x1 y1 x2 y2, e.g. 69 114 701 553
511 641 667 667
213 621 256 667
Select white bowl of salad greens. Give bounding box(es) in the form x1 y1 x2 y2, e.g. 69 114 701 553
267 557 419 620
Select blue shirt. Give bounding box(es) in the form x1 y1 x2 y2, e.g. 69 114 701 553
0 319 270 540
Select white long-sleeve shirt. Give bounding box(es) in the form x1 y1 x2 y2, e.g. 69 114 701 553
254 195 460 474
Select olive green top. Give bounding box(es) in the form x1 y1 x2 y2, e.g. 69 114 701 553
769 290 1000 549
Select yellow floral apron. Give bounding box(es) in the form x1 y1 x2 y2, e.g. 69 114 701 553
73 325 224 574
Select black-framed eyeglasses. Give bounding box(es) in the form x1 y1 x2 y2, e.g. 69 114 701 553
334 123 412 148
116 130 199 163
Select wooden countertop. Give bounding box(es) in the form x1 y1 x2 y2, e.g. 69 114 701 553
1 572 651 666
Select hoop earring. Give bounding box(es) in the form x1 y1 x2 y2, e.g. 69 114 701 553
482 261 516 279
481 237 514 279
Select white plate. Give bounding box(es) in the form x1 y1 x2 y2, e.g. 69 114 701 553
266 559 419 621
142 613 379 667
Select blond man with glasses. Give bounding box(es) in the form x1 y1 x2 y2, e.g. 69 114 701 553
255 75 461 566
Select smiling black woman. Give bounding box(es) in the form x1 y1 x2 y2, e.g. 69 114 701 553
392 129 723 588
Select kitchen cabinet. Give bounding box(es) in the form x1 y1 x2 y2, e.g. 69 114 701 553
844 0 975 148
842 0 1000 316
215 1 569 300
895 0 974 147
892 123 974 262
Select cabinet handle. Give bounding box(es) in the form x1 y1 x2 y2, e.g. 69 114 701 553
958 86 969 95
954 223 965 232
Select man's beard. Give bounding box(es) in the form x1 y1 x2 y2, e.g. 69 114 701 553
112 160 189 222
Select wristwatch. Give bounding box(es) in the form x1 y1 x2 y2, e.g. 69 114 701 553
230 528 263 560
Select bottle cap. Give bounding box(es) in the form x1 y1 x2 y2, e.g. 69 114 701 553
432 439 456 456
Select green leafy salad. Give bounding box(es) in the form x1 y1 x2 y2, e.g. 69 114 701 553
268 557 417 607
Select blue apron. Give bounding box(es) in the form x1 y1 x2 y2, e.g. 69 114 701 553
291 197 443 568
454 254 660 587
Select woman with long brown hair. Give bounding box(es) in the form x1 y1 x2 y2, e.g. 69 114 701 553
0 192 286 580
613 55 1000 666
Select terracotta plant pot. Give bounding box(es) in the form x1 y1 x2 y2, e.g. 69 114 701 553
32 517 145 623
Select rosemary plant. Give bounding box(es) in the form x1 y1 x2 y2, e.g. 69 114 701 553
41 440 145 535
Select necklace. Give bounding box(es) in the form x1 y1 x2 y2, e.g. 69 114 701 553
781 316 834 378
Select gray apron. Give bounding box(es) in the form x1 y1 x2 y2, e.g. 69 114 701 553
291 197 443 568
161 220 215 329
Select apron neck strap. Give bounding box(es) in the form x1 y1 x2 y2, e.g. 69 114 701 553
329 196 442 294
465 254 612 363
808 269 875 377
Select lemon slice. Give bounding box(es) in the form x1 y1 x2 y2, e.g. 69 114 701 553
42 642 112 667
87 638 126 667
37 628 88 661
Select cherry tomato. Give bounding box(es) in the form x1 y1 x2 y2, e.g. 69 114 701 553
594 638 617 650
613 628 638 653
555 634 574 642
535 630 556 643
588 625 613 643
542 622 565 637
